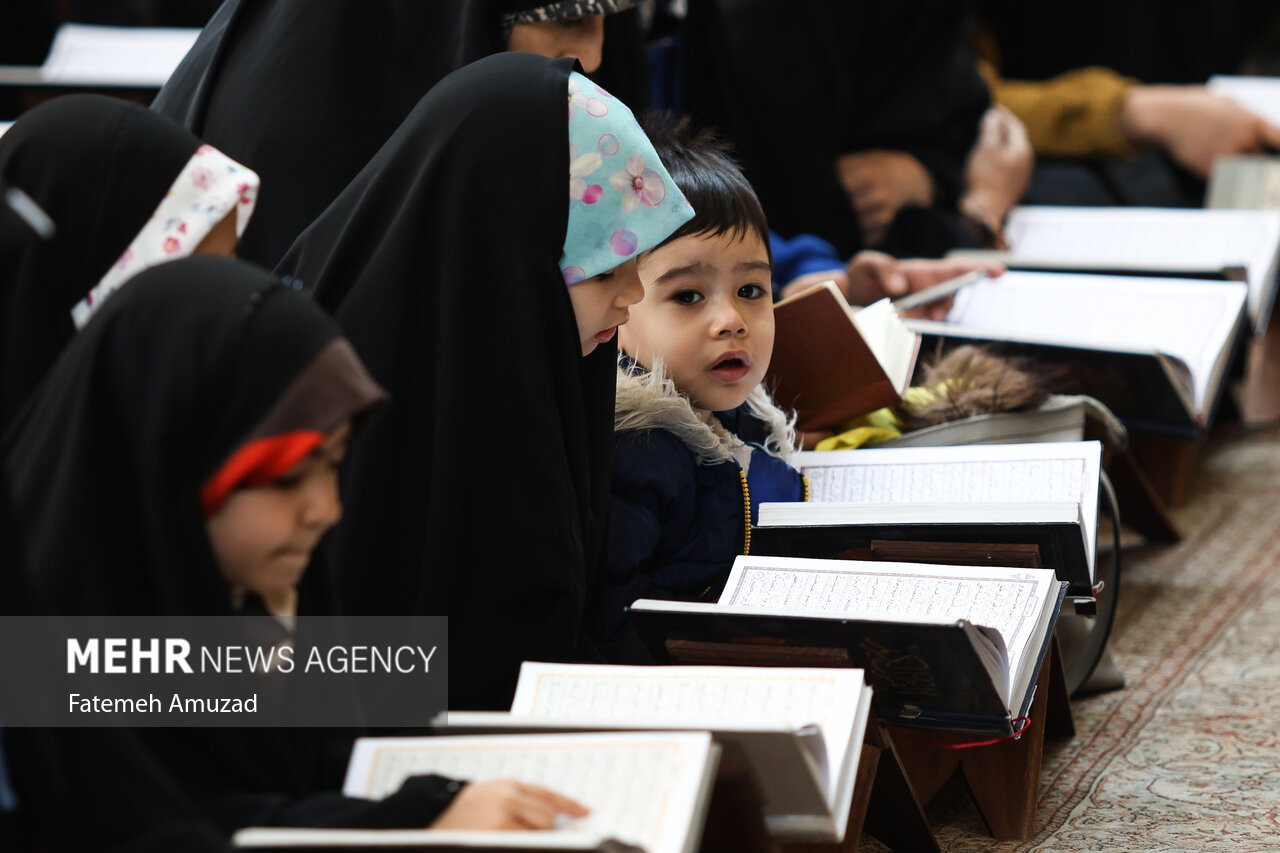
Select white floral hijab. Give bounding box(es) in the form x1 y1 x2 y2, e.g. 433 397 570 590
71 144 259 329
561 71 693 285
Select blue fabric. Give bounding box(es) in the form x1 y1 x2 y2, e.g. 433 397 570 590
601 403 805 640
768 229 843 292
561 71 694 284
0 731 16 814
645 35 686 114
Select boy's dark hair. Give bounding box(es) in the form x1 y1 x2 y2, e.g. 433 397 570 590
643 112 771 261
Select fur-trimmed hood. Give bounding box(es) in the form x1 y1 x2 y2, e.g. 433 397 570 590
614 357 798 468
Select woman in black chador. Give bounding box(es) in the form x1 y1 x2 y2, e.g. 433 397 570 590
0 94 258 431
152 0 640 267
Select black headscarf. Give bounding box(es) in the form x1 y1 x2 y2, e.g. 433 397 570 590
0 205 232 852
0 94 205 432
152 0 644 268
277 53 616 710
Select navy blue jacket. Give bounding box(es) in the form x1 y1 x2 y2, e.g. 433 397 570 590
601 370 805 641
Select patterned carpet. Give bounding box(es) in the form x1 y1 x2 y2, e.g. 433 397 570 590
865 423 1280 852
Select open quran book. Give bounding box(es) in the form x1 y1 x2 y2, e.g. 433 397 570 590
442 663 873 843
630 555 1067 734
949 205 1277 331
904 271 1247 435
1208 75 1280 127
772 441 1101 597
0 24 199 88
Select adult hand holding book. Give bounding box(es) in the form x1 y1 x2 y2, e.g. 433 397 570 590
847 251 1004 319
777 251 1004 315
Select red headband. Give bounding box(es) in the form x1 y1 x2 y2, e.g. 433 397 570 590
199 429 326 518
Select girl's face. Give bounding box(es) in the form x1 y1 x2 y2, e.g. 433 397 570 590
192 210 239 258
566 257 645 356
507 15 605 73
206 419 351 598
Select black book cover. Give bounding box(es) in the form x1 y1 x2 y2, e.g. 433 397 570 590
753 520 1092 597
630 583 1068 736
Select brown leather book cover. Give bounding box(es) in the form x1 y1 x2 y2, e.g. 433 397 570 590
766 282 919 432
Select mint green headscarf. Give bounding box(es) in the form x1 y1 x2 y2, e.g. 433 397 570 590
561 71 694 285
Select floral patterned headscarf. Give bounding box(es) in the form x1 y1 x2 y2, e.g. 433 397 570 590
500 1 636 40
560 71 693 285
71 144 259 329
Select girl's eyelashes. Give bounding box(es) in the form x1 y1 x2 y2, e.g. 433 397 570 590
739 283 768 299
672 289 704 305
270 472 303 490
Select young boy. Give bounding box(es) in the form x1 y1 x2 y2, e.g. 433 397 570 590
600 119 806 641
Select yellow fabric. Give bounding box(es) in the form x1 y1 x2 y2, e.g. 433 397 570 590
978 59 1140 159
815 406 903 450
815 424 900 450
812 384 966 451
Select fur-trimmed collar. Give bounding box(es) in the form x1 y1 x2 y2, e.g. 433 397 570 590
614 357 797 467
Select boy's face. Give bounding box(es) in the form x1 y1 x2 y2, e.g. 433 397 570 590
622 229 773 416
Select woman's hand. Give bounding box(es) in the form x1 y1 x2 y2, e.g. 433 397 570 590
1120 86 1280 178
835 150 935 247
961 106 1032 247
846 250 1005 320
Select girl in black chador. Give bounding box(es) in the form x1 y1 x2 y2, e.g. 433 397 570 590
278 53 694 710
3 256 586 838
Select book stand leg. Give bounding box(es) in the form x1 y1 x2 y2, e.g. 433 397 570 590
664 642 939 853
699 753 780 853
886 640 1073 841
1043 636 1076 738
1101 447 1182 543
775 718 938 853
1127 433 1198 508
1240 319 1280 427
859 721 940 853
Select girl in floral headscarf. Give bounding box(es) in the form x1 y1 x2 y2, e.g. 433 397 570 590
0 94 259 430
278 53 693 710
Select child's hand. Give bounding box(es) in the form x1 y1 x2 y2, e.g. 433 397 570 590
845 251 1004 320
427 778 590 830
835 151 935 247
